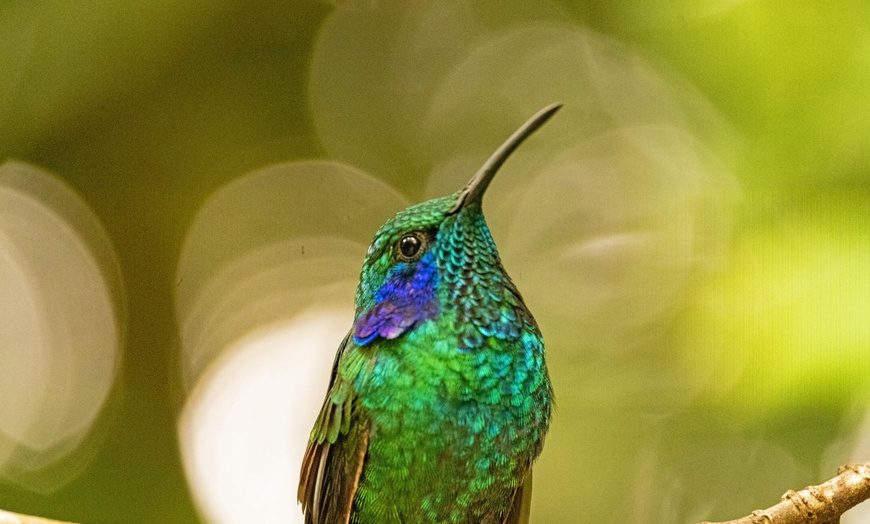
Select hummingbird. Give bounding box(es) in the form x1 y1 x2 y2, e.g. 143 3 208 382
298 103 560 524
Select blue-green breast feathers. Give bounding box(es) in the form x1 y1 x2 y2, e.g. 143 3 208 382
299 104 559 524
298 198 551 524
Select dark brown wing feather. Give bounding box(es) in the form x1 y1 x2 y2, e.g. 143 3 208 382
298 332 369 524
503 470 533 524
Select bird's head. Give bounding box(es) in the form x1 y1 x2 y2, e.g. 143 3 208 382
351 103 562 349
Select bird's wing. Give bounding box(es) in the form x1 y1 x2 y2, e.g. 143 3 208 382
503 469 533 524
298 331 369 524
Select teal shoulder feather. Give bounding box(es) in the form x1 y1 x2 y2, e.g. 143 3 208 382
298 332 370 524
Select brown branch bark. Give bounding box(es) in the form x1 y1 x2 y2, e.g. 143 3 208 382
697 463 870 524
0 510 77 524
1 463 869 524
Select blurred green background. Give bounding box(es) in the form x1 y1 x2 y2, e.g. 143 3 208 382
1 1 869 523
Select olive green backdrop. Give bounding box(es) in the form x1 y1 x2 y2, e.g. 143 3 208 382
1 1 868 523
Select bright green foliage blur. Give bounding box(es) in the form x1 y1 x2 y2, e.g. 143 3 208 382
1 1 869 523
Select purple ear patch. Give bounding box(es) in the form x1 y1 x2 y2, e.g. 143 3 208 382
353 254 440 346
353 299 436 345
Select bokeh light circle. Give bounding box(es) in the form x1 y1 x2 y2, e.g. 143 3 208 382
0 161 124 493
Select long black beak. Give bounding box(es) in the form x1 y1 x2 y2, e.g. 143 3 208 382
448 102 563 214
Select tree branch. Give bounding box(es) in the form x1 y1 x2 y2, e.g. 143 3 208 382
697 463 870 524
1 463 868 523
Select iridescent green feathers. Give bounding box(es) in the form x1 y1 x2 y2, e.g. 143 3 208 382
298 333 367 524
438 204 535 350
299 104 561 524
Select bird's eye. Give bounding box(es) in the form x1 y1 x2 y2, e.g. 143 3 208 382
396 232 426 262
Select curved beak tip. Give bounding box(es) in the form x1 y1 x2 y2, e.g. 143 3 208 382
449 102 563 214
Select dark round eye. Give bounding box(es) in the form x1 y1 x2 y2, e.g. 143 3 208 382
396 232 425 261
